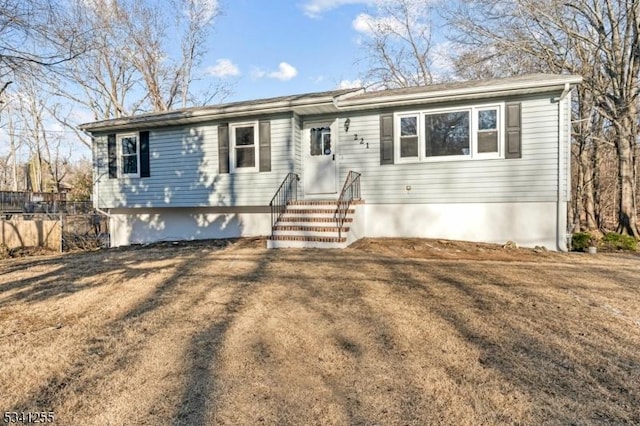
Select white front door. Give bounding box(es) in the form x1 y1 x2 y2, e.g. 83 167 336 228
304 121 337 195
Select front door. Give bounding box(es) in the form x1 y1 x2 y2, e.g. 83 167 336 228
304 121 337 195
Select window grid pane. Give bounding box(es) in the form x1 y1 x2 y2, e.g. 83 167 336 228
400 116 417 136
236 146 255 168
123 155 137 174
479 109 497 131
235 127 254 146
425 111 470 157
121 137 137 154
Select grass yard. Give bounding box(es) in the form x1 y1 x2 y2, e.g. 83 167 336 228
0 238 639 425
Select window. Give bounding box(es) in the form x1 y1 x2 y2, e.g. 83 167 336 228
230 122 259 172
400 115 419 158
394 104 502 163
310 127 331 156
477 108 499 154
425 111 470 157
119 133 139 177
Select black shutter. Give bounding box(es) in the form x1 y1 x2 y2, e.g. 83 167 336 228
140 131 150 177
505 102 522 159
218 123 229 174
107 133 117 178
259 120 271 172
380 113 394 165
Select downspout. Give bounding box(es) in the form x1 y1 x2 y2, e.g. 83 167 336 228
557 83 571 251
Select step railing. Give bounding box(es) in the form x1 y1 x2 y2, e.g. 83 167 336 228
269 173 299 236
334 171 361 238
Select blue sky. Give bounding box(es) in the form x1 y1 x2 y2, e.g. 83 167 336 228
1 0 436 161
201 0 379 102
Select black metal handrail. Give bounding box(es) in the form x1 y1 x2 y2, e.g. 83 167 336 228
334 171 361 238
269 173 299 235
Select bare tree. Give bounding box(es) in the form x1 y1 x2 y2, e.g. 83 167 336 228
7 80 75 193
58 0 223 120
447 0 640 238
0 0 88 97
357 0 438 88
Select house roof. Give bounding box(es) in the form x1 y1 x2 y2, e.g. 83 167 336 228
80 73 581 132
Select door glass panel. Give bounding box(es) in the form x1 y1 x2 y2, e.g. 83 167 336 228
322 130 331 155
310 128 322 156
311 127 331 156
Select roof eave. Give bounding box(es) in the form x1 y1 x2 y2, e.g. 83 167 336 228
337 77 583 111
80 97 342 133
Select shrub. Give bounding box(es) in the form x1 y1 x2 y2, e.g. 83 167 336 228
600 232 637 252
571 232 592 252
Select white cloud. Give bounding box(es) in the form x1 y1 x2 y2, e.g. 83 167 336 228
301 0 375 18
206 59 240 78
337 79 363 89
251 63 298 81
352 12 408 35
268 62 298 81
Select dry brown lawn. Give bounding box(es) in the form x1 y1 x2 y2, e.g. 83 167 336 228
0 238 639 425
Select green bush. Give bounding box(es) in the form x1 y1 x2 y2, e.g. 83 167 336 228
571 232 593 252
600 232 637 252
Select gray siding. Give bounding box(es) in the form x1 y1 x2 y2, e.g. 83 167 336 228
94 115 294 208
334 93 564 204
93 92 569 209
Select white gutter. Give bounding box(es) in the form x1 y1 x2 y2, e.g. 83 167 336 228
80 97 344 132
337 77 583 110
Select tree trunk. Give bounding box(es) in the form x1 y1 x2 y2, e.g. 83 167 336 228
616 125 639 237
581 146 597 230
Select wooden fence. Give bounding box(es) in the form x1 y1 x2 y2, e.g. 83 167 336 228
1 218 62 251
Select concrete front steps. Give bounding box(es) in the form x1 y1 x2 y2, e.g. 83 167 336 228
267 199 363 249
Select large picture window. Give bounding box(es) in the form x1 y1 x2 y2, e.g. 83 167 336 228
230 122 259 172
425 111 470 157
394 104 502 163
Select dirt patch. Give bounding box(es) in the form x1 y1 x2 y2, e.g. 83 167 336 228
0 238 638 425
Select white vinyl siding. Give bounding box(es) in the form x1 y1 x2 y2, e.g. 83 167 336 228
335 93 563 204
94 115 294 208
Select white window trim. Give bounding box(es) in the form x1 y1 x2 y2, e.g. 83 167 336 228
395 112 420 164
393 102 504 164
474 105 502 159
117 132 140 178
230 121 260 173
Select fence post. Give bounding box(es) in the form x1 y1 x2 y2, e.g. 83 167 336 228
59 213 64 253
